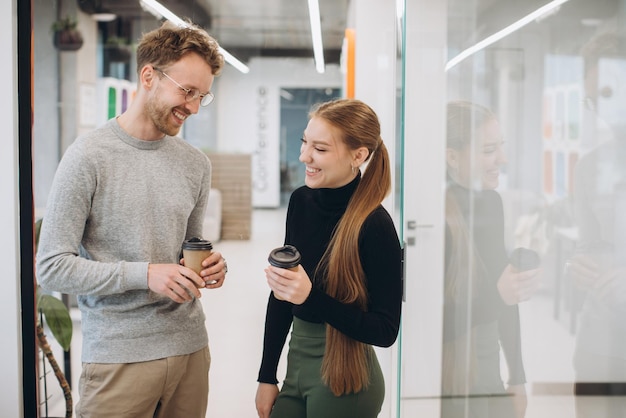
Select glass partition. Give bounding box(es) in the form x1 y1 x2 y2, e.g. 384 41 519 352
399 0 626 416
33 0 626 417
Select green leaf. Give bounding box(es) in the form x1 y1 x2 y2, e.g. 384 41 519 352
38 294 73 351
34 218 43 252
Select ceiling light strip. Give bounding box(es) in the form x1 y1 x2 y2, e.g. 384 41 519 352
445 0 570 72
139 0 250 74
308 0 325 73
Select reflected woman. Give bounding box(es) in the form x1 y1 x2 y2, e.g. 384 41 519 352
442 101 540 418
255 99 403 418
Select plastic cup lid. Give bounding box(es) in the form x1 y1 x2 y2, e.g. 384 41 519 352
268 245 301 268
182 237 213 250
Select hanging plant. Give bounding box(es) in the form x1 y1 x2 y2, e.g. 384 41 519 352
52 15 84 51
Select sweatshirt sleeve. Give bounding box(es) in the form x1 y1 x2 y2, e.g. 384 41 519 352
36 142 149 295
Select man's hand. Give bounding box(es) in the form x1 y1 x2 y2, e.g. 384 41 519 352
147 263 204 302
182 251 227 289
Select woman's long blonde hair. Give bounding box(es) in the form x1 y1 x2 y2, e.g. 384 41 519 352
442 101 493 395
444 100 495 297
310 99 391 396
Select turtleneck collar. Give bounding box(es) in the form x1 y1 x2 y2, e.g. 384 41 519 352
447 174 493 217
312 172 361 211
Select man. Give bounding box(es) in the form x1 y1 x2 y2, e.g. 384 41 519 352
37 21 227 418
567 29 626 417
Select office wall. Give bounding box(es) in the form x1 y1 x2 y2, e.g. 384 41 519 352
215 57 342 207
33 0 60 211
0 0 23 416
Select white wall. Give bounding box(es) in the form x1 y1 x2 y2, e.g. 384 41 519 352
215 57 342 207
0 1 23 417
348 1 399 417
33 0 61 210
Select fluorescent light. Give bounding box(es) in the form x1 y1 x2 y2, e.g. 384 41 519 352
445 0 570 72
280 89 294 101
139 0 250 74
140 0 184 25
307 0 325 73
91 12 117 22
218 47 250 74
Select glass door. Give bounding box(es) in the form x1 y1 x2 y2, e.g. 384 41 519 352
398 0 448 414
398 0 626 417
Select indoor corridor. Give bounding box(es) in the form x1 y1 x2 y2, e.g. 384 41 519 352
43 208 626 418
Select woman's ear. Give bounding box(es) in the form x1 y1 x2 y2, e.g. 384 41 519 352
446 148 459 170
352 146 370 167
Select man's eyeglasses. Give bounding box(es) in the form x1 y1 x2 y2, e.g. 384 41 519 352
153 67 214 106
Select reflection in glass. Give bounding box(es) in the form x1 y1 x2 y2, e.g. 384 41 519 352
569 28 626 417
441 101 541 418
431 1 626 417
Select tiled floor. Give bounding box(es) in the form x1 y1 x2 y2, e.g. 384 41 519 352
43 208 626 418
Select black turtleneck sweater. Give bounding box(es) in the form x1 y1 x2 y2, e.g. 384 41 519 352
257 175 403 384
444 182 526 386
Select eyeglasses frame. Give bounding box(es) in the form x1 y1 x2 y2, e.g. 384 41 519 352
153 67 215 106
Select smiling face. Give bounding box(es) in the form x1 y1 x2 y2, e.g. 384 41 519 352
448 117 507 190
146 53 214 136
299 116 365 189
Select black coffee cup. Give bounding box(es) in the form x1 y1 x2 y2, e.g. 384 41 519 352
509 247 540 271
268 245 301 300
268 245 302 270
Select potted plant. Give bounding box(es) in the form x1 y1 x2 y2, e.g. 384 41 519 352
35 218 74 418
52 15 84 51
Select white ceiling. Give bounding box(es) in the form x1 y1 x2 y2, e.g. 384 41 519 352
202 0 348 49
81 0 622 65
80 0 349 63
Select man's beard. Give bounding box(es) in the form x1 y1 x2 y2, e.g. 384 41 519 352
146 97 182 137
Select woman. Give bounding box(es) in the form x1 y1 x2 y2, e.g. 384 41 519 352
255 99 403 418
442 101 540 418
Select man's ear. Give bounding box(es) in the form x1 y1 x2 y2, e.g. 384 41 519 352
446 148 459 170
140 65 157 89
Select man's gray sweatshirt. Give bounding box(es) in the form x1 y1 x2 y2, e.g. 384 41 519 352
37 119 211 363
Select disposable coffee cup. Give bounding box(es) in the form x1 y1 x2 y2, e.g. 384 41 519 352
509 247 540 272
182 237 213 282
268 245 301 300
268 245 301 271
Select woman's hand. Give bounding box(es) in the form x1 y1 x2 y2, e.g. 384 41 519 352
256 383 279 418
265 264 312 304
507 384 528 418
497 264 541 305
